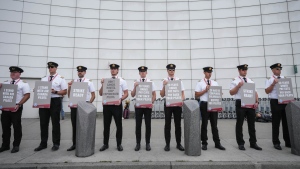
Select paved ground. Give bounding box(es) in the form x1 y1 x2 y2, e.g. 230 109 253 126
0 117 299 168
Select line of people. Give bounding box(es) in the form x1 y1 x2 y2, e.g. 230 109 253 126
0 62 290 153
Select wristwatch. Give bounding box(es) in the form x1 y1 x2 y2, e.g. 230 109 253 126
55 91 58 94
16 103 22 107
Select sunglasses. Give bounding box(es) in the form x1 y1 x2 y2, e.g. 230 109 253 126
48 66 55 69
276 68 282 70
168 69 175 71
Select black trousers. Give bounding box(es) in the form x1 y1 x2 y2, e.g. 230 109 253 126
270 99 290 145
103 104 123 146
200 102 220 145
235 100 257 145
39 97 61 147
135 108 151 144
1 107 23 148
70 108 77 146
164 106 182 145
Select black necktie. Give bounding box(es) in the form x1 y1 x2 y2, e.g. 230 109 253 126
50 76 54 81
142 79 145 82
277 76 281 79
243 77 247 83
207 80 210 85
171 78 174 81
79 79 82 82
12 80 15 84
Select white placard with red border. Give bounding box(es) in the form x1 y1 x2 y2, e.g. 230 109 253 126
240 83 256 109
208 86 223 112
165 80 183 107
0 84 17 111
135 82 152 108
69 82 88 108
33 81 51 108
276 78 294 104
102 78 120 105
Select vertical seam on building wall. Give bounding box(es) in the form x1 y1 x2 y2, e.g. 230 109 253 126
45 0 52 74
98 0 102 108
210 0 217 81
144 0 146 66
259 0 268 78
233 0 240 65
286 0 298 98
188 0 192 97
166 0 169 63
72 0 77 81
121 0 123 77
17 0 24 66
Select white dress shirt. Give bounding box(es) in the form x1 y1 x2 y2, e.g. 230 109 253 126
160 77 185 91
229 76 255 99
3 79 30 103
265 75 284 99
195 78 218 102
41 73 67 98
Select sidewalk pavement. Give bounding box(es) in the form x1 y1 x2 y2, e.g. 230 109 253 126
0 118 299 168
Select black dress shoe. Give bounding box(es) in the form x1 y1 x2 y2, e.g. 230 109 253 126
52 145 59 151
176 144 185 151
134 144 140 151
11 146 19 153
202 145 207 150
99 145 109 151
164 145 170 151
34 145 47 151
274 144 282 150
117 145 123 151
67 145 76 151
0 146 10 153
250 144 262 151
238 145 245 150
215 144 226 150
146 144 151 151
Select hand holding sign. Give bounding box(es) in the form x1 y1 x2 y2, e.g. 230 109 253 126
272 78 279 85
68 80 73 87
163 80 168 86
205 85 210 92
134 82 139 88
237 81 244 88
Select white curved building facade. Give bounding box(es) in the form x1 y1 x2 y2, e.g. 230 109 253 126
0 0 299 117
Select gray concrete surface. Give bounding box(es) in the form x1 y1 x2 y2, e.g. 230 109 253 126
0 117 299 168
